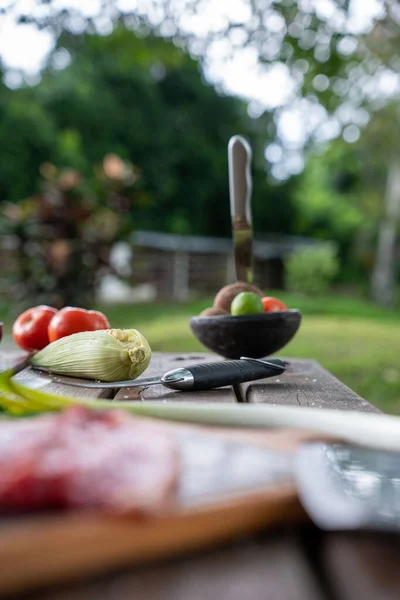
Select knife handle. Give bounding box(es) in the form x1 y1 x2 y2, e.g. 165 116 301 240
228 135 253 224
161 359 285 391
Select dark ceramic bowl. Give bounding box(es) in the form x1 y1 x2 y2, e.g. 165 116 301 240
190 310 302 359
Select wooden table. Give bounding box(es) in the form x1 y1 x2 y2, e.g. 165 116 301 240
7 352 400 600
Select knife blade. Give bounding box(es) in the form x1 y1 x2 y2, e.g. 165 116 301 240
50 357 286 391
295 442 400 532
228 135 254 283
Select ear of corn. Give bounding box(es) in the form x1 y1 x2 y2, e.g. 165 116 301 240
30 329 151 382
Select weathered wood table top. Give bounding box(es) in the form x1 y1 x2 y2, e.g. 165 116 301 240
8 352 400 600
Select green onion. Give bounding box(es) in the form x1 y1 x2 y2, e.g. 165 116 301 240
0 368 42 415
3 369 400 453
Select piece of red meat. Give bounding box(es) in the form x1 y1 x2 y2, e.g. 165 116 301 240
0 407 179 514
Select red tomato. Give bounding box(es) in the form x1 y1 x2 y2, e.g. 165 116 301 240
48 307 110 342
262 297 288 312
13 305 58 351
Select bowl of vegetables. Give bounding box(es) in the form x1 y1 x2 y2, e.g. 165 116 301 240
190 283 302 359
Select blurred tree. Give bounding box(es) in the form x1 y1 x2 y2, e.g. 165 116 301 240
290 138 367 283
0 27 295 239
3 1 400 304
3 1 398 148
0 155 140 308
293 104 400 302
0 84 57 202
293 142 364 243
0 26 298 306
2 0 400 304
356 104 400 306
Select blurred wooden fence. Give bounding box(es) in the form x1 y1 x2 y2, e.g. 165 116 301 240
0 232 332 304
128 231 329 301
0 236 18 302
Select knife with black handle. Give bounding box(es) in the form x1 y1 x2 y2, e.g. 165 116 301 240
54 357 286 391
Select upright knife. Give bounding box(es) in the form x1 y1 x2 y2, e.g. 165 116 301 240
228 135 254 283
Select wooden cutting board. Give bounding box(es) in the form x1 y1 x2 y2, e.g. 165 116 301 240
0 420 332 597
0 350 362 597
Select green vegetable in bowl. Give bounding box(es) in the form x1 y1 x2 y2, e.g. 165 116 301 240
30 328 151 382
230 292 264 316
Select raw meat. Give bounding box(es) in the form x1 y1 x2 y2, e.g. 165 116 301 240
0 407 179 514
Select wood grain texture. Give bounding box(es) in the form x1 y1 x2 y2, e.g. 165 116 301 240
114 353 379 413
0 486 305 597
321 533 400 600
0 352 114 400
12 367 115 400
0 351 28 371
20 533 324 600
240 358 379 413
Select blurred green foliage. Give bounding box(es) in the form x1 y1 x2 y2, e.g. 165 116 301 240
0 154 140 307
0 21 397 304
285 245 340 295
0 27 295 239
293 145 364 243
0 26 300 306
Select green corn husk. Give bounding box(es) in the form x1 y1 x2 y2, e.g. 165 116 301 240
30 329 151 382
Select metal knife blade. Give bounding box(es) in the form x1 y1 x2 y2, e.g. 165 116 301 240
53 375 163 389
228 135 254 283
50 358 286 390
295 442 400 532
177 429 294 505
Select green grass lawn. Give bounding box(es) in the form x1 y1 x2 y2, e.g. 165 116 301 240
1 292 399 413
